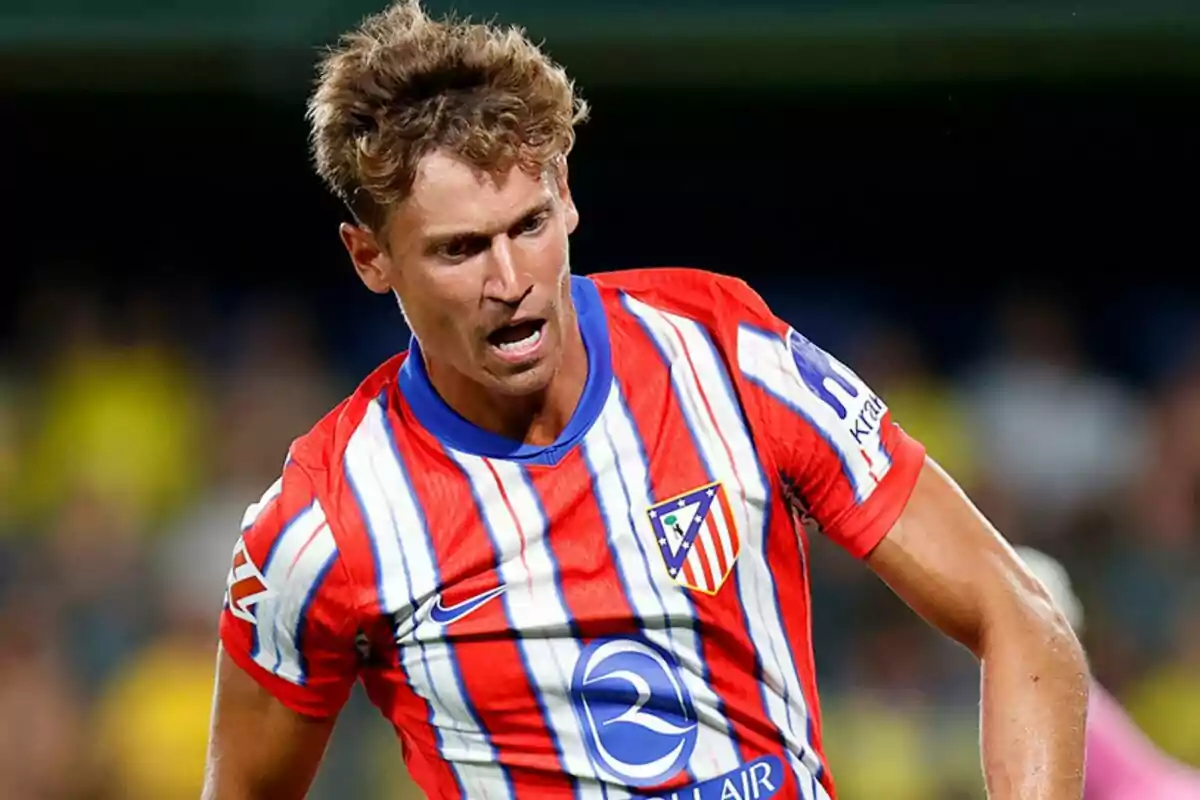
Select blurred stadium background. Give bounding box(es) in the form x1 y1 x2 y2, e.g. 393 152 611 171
1 1 1199 798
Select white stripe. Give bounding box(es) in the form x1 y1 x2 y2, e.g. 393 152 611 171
241 475 283 530
448 452 610 796
709 503 738 570
625 295 824 785
686 540 710 591
583 385 743 782
251 501 327 677
263 525 337 684
347 401 434 617
696 521 723 590
346 400 510 798
737 324 891 502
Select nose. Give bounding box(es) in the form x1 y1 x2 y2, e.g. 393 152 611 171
483 238 531 307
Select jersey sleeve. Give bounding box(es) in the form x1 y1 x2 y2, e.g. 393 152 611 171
218 461 360 718
717 276 927 558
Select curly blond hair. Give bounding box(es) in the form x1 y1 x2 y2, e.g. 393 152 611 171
307 0 589 231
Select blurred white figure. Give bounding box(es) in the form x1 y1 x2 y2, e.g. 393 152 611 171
965 299 1149 528
1017 546 1200 799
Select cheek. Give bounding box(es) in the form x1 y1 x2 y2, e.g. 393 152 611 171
526 226 570 275
395 276 475 340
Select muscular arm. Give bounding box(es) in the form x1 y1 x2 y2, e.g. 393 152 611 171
202 645 338 800
1017 546 1200 799
865 457 1090 799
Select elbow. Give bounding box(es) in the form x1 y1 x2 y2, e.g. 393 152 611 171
974 577 1093 739
1029 569 1090 674
978 571 1091 685
1034 598 1091 690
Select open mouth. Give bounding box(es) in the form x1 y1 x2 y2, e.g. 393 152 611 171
486 319 546 360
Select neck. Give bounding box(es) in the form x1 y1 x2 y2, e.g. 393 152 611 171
425 313 588 447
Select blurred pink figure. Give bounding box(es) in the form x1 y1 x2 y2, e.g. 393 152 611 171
1085 682 1200 799
1018 548 1200 799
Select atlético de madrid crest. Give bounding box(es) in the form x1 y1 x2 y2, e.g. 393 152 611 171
647 482 741 595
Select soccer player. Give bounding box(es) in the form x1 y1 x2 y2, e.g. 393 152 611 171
203 2 1089 798
1017 548 1200 799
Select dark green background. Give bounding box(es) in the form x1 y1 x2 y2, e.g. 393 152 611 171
4 0 1200 89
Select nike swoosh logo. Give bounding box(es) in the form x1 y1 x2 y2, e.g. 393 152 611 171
428 585 507 626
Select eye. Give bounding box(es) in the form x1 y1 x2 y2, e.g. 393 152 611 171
435 236 488 263
516 211 549 236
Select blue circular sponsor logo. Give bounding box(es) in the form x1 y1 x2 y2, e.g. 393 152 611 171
571 636 698 787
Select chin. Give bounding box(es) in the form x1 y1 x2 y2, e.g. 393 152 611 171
483 357 558 397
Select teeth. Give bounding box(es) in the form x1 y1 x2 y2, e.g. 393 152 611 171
496 327 542 353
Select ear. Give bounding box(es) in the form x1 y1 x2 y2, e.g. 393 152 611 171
552 157 579 235
339 222 392 294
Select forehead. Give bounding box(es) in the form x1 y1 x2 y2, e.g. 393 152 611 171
397 150 552 235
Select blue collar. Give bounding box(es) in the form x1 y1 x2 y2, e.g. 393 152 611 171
397 275 612 466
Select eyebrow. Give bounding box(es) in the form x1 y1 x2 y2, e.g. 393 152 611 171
424 197 555 247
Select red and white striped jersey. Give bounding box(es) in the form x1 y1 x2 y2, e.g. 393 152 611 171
220 268 926 800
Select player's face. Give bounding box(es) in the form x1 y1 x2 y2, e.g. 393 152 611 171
342 150 579 398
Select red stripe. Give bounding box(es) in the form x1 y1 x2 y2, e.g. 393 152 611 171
612 306 774 769
525 450 640 641
529 450 696 793
682 358 829 793
763 491 833 795
681 552 701 589
664 314 826 792
717 489 741 562
706 519 730 579
359 655 466 796
661 312 803 695
390 424 575 798
692 532 717 591
659 314 749 508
